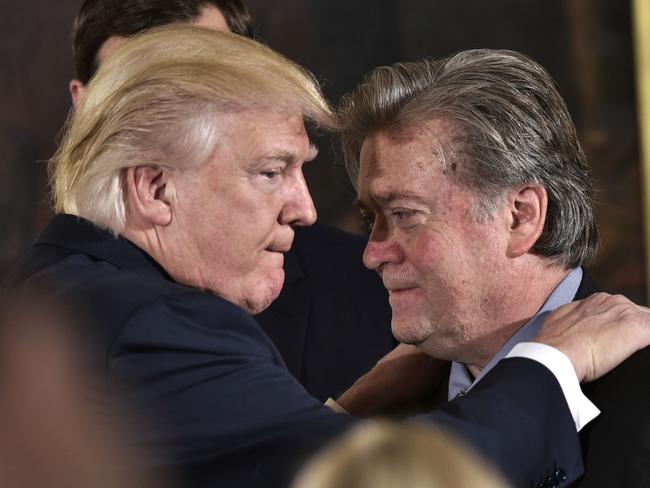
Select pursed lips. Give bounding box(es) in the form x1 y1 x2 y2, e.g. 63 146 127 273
261 248 286 276
266 244 291 253
266 232 294 254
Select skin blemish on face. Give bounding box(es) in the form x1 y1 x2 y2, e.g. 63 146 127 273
425 120 466 178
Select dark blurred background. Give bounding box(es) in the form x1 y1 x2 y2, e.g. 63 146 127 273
1 0 645 302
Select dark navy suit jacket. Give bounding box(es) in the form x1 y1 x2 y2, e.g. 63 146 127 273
570 275 650 488
13 215 585 487
255 224 396 401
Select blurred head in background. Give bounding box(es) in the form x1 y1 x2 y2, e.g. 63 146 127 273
0 294 160 488
292 421 509 488
69 0 254 105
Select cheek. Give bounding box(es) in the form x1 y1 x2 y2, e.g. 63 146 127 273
408 236 438 274
240 206 280 247
406 228 477 303
405 228 452 274
217 195 279 244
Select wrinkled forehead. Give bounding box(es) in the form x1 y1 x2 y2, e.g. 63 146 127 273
212 108 317 164
358 118 464 180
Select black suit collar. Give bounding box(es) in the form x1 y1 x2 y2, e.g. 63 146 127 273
282 243 305 286
36 214 173 283
253 234 310 381
574 270 600 300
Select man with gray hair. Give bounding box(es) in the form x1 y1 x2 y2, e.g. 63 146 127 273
342 49 650 487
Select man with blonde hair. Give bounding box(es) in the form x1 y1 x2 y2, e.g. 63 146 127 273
67 0 396 403
13 28 650 487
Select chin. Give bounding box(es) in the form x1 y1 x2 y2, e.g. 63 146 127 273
391 319 426 346
267 267 285 299
390 314 431 345
244 269 285 315
244 300 272 315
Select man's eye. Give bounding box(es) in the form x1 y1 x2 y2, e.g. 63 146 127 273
261 169 281 179
391 209 417 224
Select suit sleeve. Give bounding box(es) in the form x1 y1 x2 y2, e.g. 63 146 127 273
109 292 354 487
109 293 582 488
419 357 584 487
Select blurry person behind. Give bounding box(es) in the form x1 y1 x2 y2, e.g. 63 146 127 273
292 421 509 488
69 0 254 103
0 294 162 488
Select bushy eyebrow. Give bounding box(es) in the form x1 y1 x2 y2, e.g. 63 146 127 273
355 190 428 210
264 144 318 164
354 198 370 211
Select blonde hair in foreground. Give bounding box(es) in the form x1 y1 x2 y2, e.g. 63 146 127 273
50 25 335 233
292 421 510 488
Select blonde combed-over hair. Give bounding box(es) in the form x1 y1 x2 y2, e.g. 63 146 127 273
51 25 336 233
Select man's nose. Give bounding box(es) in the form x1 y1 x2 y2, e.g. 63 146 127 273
280 172 317 226
363 226 402 271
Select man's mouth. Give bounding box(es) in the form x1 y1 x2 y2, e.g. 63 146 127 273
388 287 418 294
266 231 294 254
383 279 419 293
266 244 291 254
386 286 422 303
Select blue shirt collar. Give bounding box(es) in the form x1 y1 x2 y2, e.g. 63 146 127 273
448 267 583 400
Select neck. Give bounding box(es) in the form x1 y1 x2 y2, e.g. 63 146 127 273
121 224 177 277
462 260 572 375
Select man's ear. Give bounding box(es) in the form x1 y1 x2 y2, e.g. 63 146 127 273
506 185 547 258
124 166 173 227
69 79 86 107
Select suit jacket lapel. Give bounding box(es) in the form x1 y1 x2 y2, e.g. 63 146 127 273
254 246 311 381
574 270 600 300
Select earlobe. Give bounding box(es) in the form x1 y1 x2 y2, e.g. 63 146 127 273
506 185 547 258
69 79 86 107
124 166 173 227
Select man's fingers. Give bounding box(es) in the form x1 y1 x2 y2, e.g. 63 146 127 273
537 293 650 382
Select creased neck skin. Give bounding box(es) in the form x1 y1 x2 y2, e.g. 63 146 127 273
456 260 571 377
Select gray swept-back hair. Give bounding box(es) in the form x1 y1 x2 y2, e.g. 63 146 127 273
340 49 598 268
51 25 335 234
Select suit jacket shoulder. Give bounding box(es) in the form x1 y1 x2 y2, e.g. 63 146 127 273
572 270 650 487
12 215 356 487
11 215 586 487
